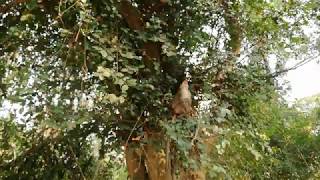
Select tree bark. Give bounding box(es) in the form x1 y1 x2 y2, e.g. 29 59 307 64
213 0 243 96
125 145 147 180
119 1 173 179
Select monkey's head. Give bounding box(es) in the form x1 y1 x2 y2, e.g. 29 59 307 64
180 79 189 88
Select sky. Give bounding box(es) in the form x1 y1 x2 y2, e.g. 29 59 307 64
284 60 320 102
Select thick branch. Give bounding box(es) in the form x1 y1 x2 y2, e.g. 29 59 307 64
119 1 145 31
268 55 319 78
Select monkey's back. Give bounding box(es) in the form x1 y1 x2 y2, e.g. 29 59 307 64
171 86 192 116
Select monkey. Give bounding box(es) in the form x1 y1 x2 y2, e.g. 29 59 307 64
170 79 194 119
166 80 195 176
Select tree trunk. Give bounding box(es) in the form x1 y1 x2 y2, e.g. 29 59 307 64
213 0 243 96
119 0 242 179
119 1 173 179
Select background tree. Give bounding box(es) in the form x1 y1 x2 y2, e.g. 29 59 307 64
0 0 320 179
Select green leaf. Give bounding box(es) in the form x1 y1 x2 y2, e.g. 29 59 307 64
60 29 73 37
166 51 176 56
20 14 35 22
247 145 262 161
6 96 24 102
93 46 114 61
105 94 118 104
126 79 137 87
145 84 155 90
122 85 129 92
114 78 124 86
95 66 113 80
121 52 136 59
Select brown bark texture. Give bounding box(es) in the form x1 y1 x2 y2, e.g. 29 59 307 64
119 1 173 179
120 0 242 179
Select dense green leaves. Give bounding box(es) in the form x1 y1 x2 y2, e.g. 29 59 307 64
0 0 320 179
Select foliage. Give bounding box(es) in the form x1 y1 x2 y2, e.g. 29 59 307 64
0 0 320 179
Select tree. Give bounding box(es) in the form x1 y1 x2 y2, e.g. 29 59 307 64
0 0 319 179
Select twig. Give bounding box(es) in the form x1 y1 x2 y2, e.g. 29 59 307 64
125 107 146 148
191 123 200 146
81 38 87 92
268 54 320 78
74 26 81 43
57 0 65 25
55 0 79 20
69 145 87 180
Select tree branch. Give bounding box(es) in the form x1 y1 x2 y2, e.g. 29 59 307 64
268 54 319 78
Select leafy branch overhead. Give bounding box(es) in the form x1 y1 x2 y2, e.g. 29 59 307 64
0 0 320 179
